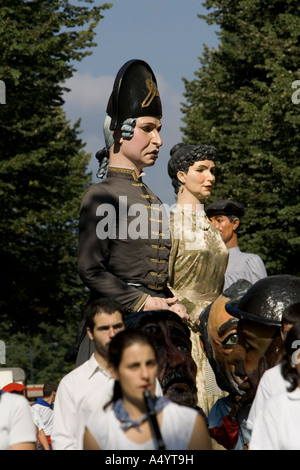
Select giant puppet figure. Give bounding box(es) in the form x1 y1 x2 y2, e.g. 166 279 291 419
125 310 199 410
167 142 229 416
200 274 300 449
76 60 187 365
205 199 267 290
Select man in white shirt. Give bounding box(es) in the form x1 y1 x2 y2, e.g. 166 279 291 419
31 381 57 449
51 298 126 450
206 200 267 290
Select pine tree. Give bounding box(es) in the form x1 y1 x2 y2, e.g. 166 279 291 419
182 0 300 275
0 0 111 348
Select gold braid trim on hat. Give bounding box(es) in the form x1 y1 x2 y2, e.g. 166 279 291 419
142 77 159 108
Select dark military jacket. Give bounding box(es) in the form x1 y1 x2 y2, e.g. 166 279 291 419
78 167 172 312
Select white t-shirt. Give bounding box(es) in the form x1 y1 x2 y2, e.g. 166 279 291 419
246 364 289 431
87 401 198 450
0 392 36 450
249 388 300 450
31 406 44 430
31 401 54 436
52 353 163 450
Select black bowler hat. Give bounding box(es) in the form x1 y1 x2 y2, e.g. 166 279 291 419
205 200 245 218
106 59 162 130
225 275 300 327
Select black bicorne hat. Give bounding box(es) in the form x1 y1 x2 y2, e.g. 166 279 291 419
205 200 245 219
225 275 300 327
106 59 162 130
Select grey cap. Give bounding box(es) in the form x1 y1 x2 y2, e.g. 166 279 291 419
205 200 245 218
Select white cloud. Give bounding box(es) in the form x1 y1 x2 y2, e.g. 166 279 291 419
63 72 114 113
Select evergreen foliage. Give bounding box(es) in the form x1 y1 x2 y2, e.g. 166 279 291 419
0 0 111 381
182 0 300 275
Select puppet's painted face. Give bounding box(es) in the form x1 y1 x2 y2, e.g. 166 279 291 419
227 320 283 404
177 160 215 202
142 319 197 408
120 116 162 174
209 215 238 245
206 295 242 396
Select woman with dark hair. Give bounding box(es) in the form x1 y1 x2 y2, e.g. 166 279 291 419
167 143 229 417
249 321 300 450
83 330 211 450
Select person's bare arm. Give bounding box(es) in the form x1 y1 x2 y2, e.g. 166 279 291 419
83 428 101 450
188 414 212 450
10 442 36 450
37 429 50 450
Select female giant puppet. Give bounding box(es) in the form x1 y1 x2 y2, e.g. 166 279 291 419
167 143 229 415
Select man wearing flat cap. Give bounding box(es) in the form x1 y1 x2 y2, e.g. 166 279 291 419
76 60 187 365
206 200 267 289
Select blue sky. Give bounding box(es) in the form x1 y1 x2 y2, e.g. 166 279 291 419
63 0 219 205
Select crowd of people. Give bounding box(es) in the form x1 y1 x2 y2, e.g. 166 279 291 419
1 59 300 451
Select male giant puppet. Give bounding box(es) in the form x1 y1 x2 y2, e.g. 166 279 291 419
76 60 187 364
199 274 300 449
